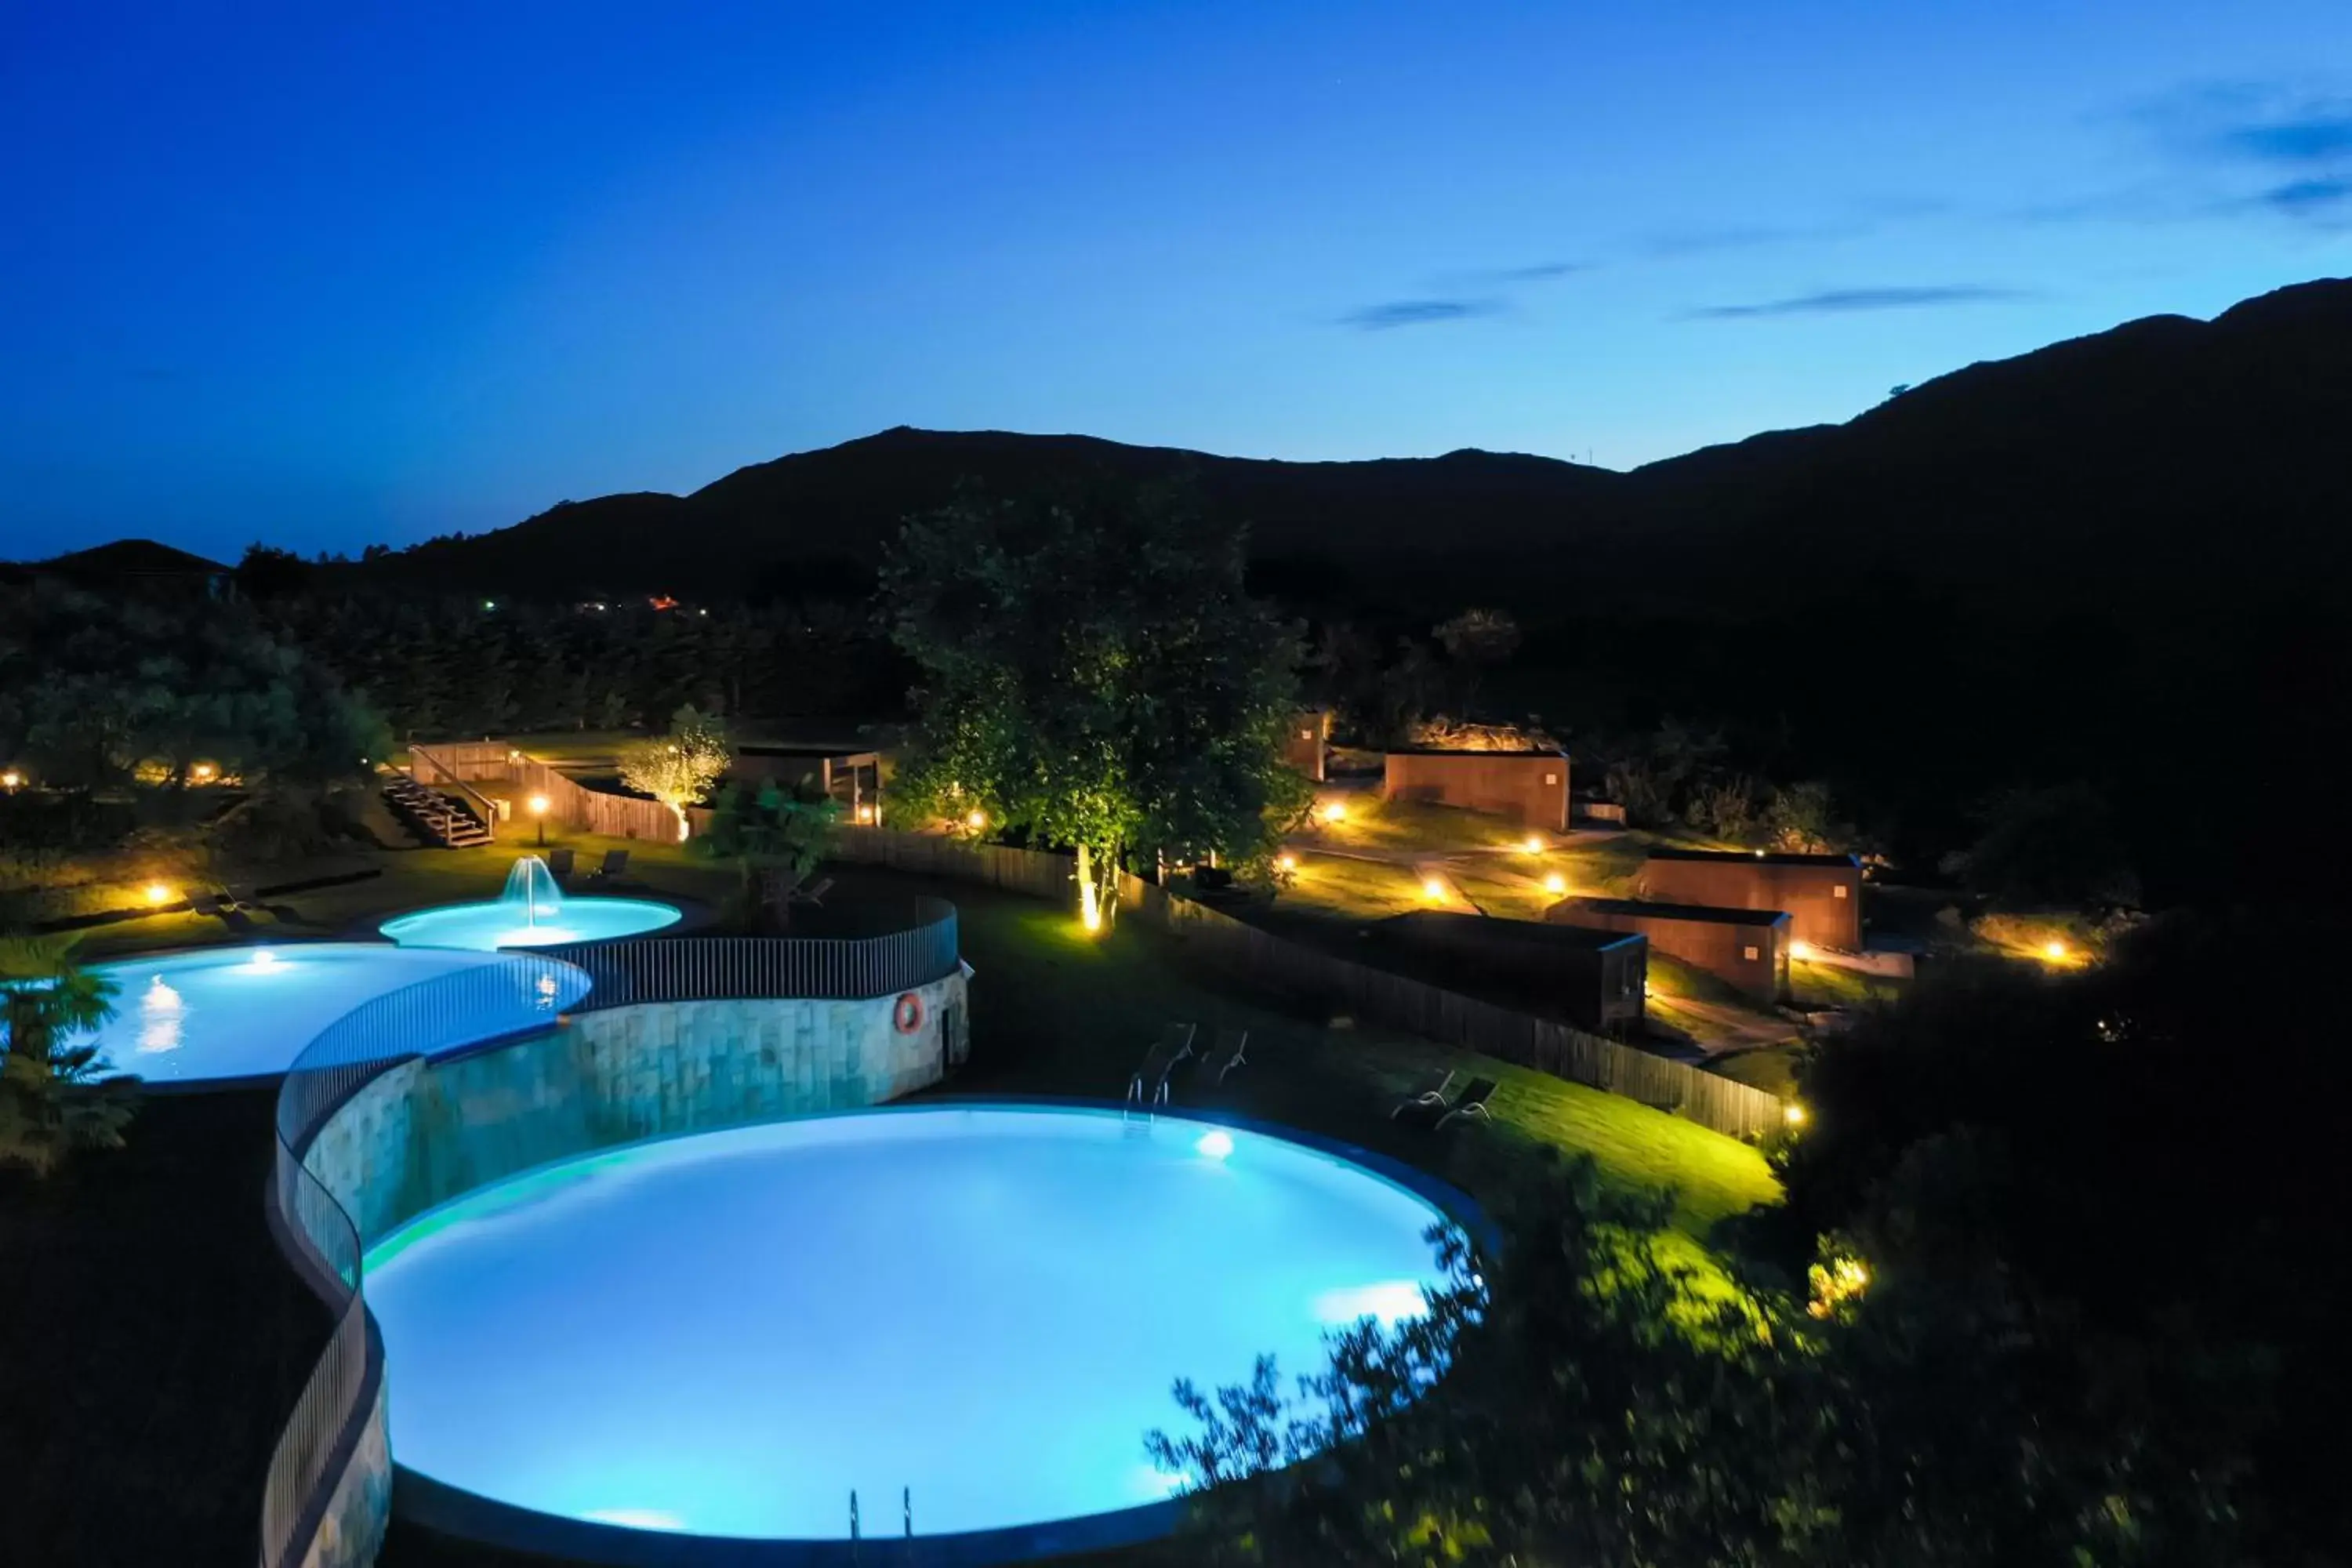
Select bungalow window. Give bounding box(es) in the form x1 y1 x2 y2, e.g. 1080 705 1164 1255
1833 884 1849 899
1544 771 1559 785
1743 946 1760 961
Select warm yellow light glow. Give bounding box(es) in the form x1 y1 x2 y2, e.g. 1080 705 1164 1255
1789 938 1815 961
1809 1254 1871 1317
1319 800 1348 823
190 762 216 782
966 808 987 830
1421 877 1446 902
1784 1102 1807 1127
1754 848 1767 858
527 793 550 817
1519 834 1544 854
855 804 877 824
1276 852 1298 873
1079 879 1104 933
2042 939 2069 963
0 769 20 789
1543 872 1566 895
143 882 173 906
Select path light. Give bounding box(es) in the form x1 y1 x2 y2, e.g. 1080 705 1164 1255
191 762 216 782
1421 877 1446 902
1543 872 1566 895
1276 852 1298 873
1319 800 1348 823
143 881 174 906
965 808 987 831
1789 939 1815 961
1784 1102 1807 1127
2042 939 2069 964
528 793 550 848
0 768 20 789
1519 834 1543 854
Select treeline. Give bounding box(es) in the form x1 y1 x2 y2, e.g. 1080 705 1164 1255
240 550 907 739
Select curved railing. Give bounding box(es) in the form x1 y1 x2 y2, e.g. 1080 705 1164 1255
255 904 964 1568
260 954 592 1568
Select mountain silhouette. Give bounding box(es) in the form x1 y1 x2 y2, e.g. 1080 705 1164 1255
358 277 2352 611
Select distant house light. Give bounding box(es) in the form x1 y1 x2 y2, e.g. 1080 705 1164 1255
1542 872 1566 895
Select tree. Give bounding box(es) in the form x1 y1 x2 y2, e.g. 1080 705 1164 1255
1151 1146 2256 1566
1432 608 1520 715
882 481 1308 929
1148 1156 1835 1566
1943 782 2138 910
616 704 731 841
0 932 137 1176
700 779 842 930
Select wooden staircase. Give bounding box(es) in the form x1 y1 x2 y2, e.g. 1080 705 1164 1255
382 771 493 848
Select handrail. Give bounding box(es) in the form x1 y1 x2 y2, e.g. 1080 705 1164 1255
255 907 965 1568
402 749 503 840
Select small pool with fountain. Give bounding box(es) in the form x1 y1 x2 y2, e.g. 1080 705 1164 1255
62 944 558 1087
380 855 683 952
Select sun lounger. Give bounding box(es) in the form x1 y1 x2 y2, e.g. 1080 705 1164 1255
586 848 631 884
1436 1076 1498 1128
187 890 256 935
1126 1022 1197 1106
1388 1069 1458 1120
1198 1028 1250 1084
546 848 575 880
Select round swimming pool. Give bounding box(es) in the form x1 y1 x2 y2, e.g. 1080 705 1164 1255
379 896 681 951
73 944 522 1085
365 1105 1456 1552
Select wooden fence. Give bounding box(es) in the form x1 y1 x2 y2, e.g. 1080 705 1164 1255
407 742 684 844
830 826 1787 1140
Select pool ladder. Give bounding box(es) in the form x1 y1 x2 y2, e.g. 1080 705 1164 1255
848 1486 913 1544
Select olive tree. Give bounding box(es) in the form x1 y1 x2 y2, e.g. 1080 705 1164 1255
882 481 1308 928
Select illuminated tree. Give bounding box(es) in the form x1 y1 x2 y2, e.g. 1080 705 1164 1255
617 704 731 840
883 481 1308 929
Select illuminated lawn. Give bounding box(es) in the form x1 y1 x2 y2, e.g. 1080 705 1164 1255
935 884 1779 1248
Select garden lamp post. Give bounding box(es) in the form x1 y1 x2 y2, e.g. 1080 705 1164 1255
528 793 550 848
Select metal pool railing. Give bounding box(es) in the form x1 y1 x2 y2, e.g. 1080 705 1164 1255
255 906 965 1568
259 953 590 1568
537 898 960 1006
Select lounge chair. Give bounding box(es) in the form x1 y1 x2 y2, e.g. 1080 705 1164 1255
1437 1076 1498 1127
1126 1022 1197 1106
1198 1028 1250 1084
187 889 257 935
1388 1069 1458 1121
546 848 575 881
586 848 631 885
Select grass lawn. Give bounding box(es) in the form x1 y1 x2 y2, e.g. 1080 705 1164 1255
10 835 1778 1568
1789 958 1906 1010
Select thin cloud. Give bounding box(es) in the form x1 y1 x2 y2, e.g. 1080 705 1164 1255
2126 82 2352 227
1684 285 2033 321
1483 260 1587 283
2260 176 2352 219
1338 298 1504 331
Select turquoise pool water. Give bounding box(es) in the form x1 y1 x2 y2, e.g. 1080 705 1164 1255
379 895 680 951
363 1105 1454 1542
71 944 524 1084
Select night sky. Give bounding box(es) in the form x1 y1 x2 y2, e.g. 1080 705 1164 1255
5 0 2349 560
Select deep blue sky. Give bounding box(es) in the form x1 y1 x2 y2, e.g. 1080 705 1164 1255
5 0 2349 560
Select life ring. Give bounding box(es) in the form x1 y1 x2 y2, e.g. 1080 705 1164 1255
893 992 925 1034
